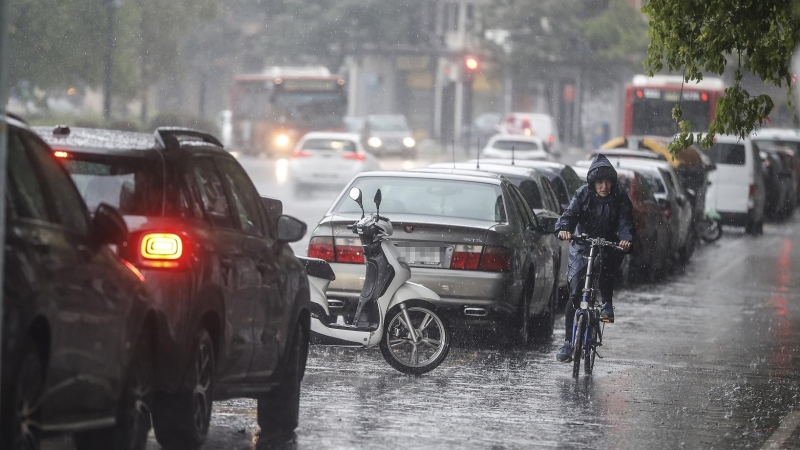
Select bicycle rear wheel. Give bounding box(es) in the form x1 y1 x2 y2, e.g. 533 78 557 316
572 315 586 379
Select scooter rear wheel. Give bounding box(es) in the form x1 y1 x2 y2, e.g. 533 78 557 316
379 305 450 375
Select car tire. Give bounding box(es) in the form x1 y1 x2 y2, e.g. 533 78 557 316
257 323 307 433
1 338 45 450
74 330 154 450
508 275 534 346
152 328 215 450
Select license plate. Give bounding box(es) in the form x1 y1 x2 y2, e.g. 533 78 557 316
397 246 441 266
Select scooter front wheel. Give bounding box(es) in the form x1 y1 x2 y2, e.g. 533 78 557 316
379 304 450 375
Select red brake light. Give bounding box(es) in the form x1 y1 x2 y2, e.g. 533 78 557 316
139 233 184 269
54 151 69 158
701 92 709 101
334 237 364 263
479 246 512 272
636 90 644 98
342 152 366 162
292 150 312 158
749 184 756 199
548 135 555 144
450 245 482 270
308 237 335 262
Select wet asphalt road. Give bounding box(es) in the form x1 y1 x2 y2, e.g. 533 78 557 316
42 156 800 449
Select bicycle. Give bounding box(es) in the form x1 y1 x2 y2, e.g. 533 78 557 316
569 234 625 379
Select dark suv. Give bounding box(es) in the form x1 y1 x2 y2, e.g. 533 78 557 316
2 115 158 449
36 125 312 447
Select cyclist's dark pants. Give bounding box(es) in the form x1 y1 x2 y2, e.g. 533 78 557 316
564 253 622 341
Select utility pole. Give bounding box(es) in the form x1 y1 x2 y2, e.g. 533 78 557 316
104 1 122 122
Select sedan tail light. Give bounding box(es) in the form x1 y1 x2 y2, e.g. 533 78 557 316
334 237 364 263
450 245 482 270
308 237 335 262
292 150 312 158
342 152 366 162
479 246 512 272
308 236 365 264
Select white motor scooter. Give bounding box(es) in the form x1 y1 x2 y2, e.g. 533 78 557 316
302 187 451 375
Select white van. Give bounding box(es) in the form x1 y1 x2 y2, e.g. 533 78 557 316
697 134 766 234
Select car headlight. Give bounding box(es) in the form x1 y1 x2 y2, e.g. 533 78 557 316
367 137 382 148
403 137 416 148
275 134 291 147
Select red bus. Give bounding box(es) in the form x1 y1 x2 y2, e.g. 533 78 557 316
623 75 725 137
230 66 348 157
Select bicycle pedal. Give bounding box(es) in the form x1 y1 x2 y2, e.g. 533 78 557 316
601 318 614 323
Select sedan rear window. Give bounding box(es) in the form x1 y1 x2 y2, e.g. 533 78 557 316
335 177 506 222
60 156 164 216
705 143 745 165
301 139 357 152
491 140 540 151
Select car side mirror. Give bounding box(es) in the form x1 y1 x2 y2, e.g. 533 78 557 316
675 195 686 206
276 215 307 243
537 216 558 234
685 188 697 198
92 203 128 245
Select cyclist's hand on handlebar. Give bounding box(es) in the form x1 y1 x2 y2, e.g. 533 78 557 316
618 240 631 252
558 231 572 241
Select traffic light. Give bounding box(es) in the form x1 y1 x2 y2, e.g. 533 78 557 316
463 55 480 83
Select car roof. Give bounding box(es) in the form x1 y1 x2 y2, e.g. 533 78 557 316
299 132 362 141
752 128 800 140
361 168 504 185
33 126 226 156
427 162 543 179
488 134 544 144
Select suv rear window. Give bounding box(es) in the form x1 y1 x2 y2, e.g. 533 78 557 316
301 139 357 152
335 177 506 222
491 140 540 151
705 143 746 165
61 156 164 216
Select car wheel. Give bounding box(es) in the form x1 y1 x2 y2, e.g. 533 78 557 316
507 275 533 346
257 323 307 433
74 330 154 450
152 328 215 450
1 338 44 450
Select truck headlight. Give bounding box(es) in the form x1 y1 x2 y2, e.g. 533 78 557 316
367 137 382 148
275 134 291 147
403 137 416 148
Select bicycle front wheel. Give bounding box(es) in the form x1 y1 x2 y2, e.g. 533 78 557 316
584 323 596 375
572 315 586 379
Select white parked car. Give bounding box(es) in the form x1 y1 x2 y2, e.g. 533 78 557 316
694 134 766 234
290 132 380 196
481 135 553 161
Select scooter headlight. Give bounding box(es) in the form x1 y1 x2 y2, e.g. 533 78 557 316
580 301 588 309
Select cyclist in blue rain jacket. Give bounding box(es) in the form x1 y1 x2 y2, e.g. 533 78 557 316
554 154 634 363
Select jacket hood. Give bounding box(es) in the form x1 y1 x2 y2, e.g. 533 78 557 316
587 154 618 194
588 153 614 172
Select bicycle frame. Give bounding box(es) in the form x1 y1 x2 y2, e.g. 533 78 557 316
570 243 603 350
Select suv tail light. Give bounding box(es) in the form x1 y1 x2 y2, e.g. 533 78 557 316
334 237 364 263
139 233 184 268
308 237 335 262
479 246 512 272
342 152 366 162
749 184 756 199
450 245 482 270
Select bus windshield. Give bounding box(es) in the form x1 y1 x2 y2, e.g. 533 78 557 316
631 95 711 136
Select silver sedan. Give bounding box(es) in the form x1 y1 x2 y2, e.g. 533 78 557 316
306 169 559 344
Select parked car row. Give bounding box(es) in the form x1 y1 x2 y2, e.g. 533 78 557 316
2 116 313 449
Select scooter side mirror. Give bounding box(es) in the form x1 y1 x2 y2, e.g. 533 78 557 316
374 189 382 216
349 187 364 217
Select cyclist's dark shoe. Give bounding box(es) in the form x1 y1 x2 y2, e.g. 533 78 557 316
556 341 573 362
600 303 614 323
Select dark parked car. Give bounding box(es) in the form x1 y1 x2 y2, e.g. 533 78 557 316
755 141 797 220
473 159 583 212
36 125 312 446
307 169 559 344
573 165 670 282
2 115 159 450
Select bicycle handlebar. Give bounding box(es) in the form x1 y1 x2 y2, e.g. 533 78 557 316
568 234 626 252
